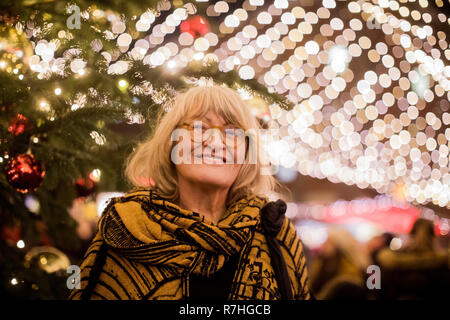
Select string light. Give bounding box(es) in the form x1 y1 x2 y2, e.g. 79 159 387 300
16 240 25 249
193 52 204 60
167 60 177 69
390 237 403 250
118 79 128 89
90 169 101 182
39 101 50 112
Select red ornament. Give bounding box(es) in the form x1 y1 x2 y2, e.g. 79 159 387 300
5 153 45 193
8 113 30 135
180 15 210 38
1 224 22 245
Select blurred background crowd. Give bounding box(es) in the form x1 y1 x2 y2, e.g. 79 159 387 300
300 210 449 300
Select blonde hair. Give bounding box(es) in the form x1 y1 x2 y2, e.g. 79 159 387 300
124 84 285 206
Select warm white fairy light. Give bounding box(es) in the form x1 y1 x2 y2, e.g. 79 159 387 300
39 100 50 112
167 60 177 69
193 52 204 60
117 33 132 46
249 0 264 6
239 65 255 80
90 169 102 182
90 131 106 145
329 45 350 73
17 240 25 249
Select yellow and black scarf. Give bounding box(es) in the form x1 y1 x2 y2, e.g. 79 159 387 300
69 187 311 300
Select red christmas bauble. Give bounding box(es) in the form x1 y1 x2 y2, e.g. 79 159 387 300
8 113 30 135
180 15 210 38
5 153 45 193
75 177 97 198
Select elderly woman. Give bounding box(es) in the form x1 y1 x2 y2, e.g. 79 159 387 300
69 84 311 300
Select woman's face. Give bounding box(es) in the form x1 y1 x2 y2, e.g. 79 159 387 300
174 111 244 190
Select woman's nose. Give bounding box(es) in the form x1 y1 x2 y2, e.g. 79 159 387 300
203 129 225 147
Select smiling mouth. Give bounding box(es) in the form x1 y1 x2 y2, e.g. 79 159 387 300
194 154 227 164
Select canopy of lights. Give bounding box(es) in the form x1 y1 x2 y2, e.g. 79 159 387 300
26 0 450 211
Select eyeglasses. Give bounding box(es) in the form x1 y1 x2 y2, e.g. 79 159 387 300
177 121 246 147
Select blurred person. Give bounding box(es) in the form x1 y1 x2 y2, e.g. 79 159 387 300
309 227 370 300
365 232 394 299
68 84 312 300
366 232 394 266
376 218 450 299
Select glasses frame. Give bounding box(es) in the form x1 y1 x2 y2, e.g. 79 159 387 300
177 121 247 147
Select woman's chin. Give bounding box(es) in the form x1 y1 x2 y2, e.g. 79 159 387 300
190 166 236 185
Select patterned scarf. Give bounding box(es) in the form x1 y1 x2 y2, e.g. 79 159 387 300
69 187 311 300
